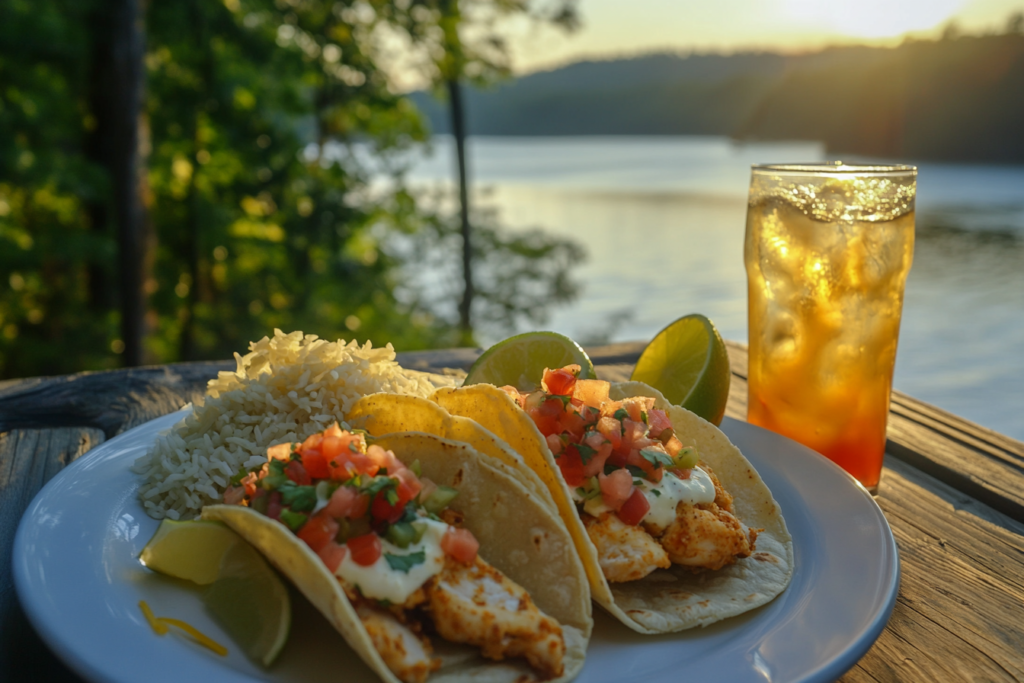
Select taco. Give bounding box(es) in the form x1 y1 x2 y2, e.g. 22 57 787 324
204 423 591 683
429 367 794 634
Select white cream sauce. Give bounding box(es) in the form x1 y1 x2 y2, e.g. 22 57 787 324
335 518 448 604
638 467 716 527
571 467 717 527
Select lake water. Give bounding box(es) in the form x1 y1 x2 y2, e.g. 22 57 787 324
403 136 1024 442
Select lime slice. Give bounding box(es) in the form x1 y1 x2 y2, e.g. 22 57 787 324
140 519 239 585
630 314 731 425
465 331 596 390
140 519 291 667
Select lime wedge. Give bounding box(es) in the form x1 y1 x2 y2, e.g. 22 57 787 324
140 519 291 667
630 314 731 425
140 519 238 585
465 331 595 391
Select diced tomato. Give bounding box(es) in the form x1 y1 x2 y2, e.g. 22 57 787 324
573 379 610 408
665 435 685 457
557 445 586 487
317 541 346 573
528 409 560 437
329 449 378 481
620 419 648 453
323 422 344 438
297 512 339 553
300 432 324 453
624 400 644 423
617 488 650 526
267 443 293 461
325 486 369 519
367 445 405 474
266 491 283 521
301 450 331 480
370 475 415 524
647 410 674 441
394 467 422 503
583 431 606 449
538 396 564 419
669 467 691 480
581 442 613 478
599 469 633 510
545 433 564 455
558 409 587 441
441 527 479 565
347 533 382 566
597 417 623 450
543 367 578 396
285 460 311 485
320 435 343 460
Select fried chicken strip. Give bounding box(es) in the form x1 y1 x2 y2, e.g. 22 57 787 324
425 556 565 680
356 604 440 683
657 501 757 571
583 511 671 583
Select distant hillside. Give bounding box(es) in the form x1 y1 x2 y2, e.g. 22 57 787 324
410 36 1024 162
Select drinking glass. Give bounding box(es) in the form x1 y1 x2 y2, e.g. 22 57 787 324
744 163 916 493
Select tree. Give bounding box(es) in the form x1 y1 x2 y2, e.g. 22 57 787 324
383 0 579 345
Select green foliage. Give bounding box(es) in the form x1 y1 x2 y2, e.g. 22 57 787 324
0 0 584 378
145 0 452 362
0 0 119 375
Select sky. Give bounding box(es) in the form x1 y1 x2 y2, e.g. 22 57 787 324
502 0 1024 75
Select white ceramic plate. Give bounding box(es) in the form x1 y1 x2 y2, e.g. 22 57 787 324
14 412 898 683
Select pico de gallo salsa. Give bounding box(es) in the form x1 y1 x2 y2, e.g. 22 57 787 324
223 424 479 575
503 365 702 527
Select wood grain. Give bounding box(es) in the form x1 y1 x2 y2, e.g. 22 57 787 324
0 428 105 679
2 342 1024 683
841 457 1024 682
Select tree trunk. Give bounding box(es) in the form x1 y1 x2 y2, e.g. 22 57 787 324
446 77 473 345
107 0 148 367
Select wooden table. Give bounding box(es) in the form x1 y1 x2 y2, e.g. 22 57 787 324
2 341 1023 682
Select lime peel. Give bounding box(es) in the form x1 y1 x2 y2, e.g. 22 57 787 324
465 331 595 391
631 314 731 425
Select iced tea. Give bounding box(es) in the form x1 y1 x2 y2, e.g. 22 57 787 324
744 164 916 492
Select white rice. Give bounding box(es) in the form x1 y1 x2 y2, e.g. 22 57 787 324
132 329 456 520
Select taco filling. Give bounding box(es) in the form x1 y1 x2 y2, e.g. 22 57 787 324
500 365 758 583
222 424 566 683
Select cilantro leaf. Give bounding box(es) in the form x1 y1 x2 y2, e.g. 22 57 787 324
281 483 317 512
625 464 647 478
651 489 661 497
362 475 397 497
613 408 629 422
640 448 675 470
576 443 597 464
384 550 426 573
641 411 648 424
229 466 248 486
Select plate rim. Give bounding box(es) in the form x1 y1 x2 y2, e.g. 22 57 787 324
13 410 900 683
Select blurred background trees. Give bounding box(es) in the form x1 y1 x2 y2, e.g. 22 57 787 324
0 0 582 378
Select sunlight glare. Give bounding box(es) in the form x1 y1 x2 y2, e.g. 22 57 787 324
781 0 970 38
